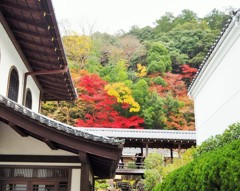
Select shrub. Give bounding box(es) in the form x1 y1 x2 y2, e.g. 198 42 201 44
153 139 240 191
195 122 240 157
153 76 167 86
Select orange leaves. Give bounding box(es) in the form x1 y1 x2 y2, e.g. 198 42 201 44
149 70 195 130
151 72 187 97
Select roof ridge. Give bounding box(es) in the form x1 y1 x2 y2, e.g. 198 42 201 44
188 10 240 91
80 127 196 134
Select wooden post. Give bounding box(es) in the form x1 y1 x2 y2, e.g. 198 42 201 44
92 177 95 191
170 148 173 163
178 143 181 157
79 152 90 191
146 143 149 156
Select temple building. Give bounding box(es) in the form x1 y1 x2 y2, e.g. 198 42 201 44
0 1 123 191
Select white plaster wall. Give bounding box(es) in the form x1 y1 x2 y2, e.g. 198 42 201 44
0 122 76 156
193 29 240 144
0 23 40 112
71 169 81 191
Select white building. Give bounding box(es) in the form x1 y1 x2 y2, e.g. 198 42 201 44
0 1 123 191
188 11 240 144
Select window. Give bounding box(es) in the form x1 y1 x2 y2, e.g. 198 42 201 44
7 68 19 102
0 168 69 191
25 89 32 109
4 183 27 191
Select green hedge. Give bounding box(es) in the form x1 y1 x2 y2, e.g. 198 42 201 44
153 139 240 191
195 123 240 157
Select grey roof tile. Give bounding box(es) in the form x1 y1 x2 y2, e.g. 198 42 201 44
80 127 196 140
188 10 240 91
0 94 125 146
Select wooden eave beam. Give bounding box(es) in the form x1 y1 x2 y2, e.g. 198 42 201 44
18 39 54 50
8 122 28 137
22 47 57 57
26 66 68 76
44 87 71 94
6 16 48 29
28 58 58 66
39 79 69 89
30 66 58 73
42 90 73 101
44 139 58 150
0 106 121 160
12 28 52 40
44 90 72 98
0 2 44 15
22 66 70 103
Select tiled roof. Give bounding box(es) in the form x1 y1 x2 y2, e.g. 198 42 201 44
0 0 77 101
0 94 124 146
188 10 240 91
79 127 196 140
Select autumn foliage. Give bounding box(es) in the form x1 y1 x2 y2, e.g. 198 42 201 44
149 64 197 130
180 64 198 85
75 73 144 128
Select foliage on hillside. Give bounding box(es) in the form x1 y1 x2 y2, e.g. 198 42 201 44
42 8 234 130
75 72 144 128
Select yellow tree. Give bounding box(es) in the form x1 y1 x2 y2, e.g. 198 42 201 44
63 33 92 68
105 82 140 112
136 63 147 77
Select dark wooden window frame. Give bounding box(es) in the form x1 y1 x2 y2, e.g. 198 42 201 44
0 165 76 191
24 88 32 109
7 67 19 102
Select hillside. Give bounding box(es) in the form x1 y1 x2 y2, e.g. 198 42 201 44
42 9 233 130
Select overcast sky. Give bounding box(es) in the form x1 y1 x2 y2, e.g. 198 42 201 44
52 0 239 35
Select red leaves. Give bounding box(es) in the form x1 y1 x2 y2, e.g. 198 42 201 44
151 64 197 98
180 64 197 84
151 72 187 97
76 73 144 129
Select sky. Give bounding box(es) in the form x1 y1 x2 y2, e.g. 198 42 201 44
51 0 239 35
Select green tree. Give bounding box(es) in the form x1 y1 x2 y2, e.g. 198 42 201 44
141 92 165 129
155 12 175 34
132 79 149 106
204 8 231 31
146 42 172 74
144 152 164 191
173 9 198 26
99 59 129 83
128 25 155 42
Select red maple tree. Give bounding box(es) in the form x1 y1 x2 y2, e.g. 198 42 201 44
180 64 197 85
75 73 144 128
151 72 187 97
